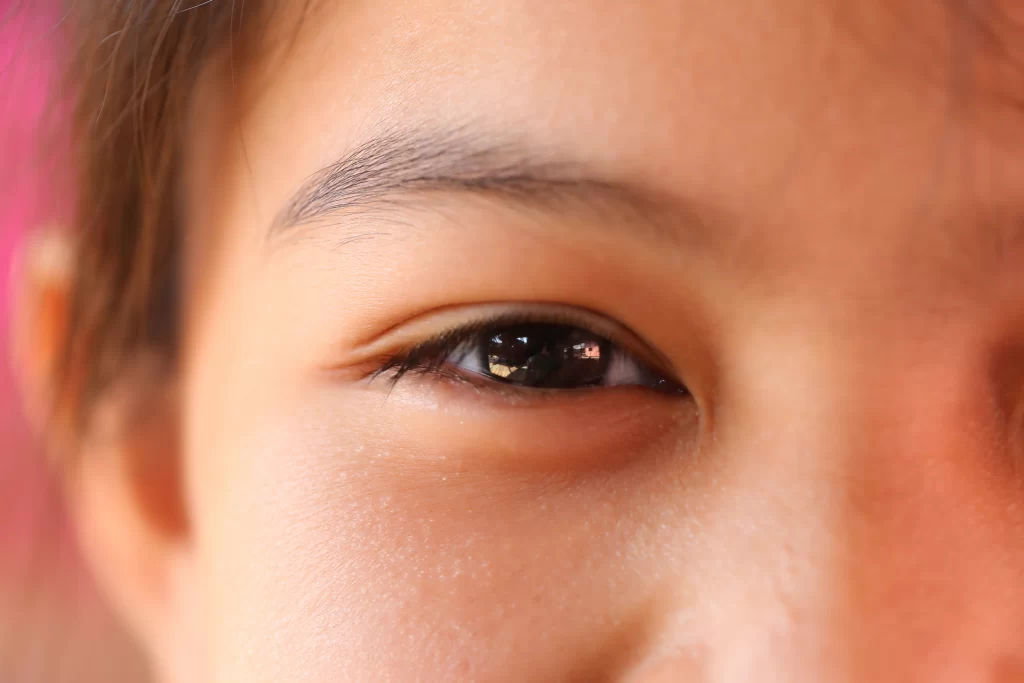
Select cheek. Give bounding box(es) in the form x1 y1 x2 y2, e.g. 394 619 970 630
183 378 709 680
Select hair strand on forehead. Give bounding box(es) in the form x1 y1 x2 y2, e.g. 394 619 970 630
58 0 261 435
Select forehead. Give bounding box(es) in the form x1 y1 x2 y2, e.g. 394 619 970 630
205 0 1024 294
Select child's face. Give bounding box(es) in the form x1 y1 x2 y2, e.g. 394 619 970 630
77 0 1024 680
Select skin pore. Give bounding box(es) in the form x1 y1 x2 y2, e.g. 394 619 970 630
23 0 1024 681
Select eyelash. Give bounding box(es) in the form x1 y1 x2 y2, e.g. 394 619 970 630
373 317 508 385
369 311 685 395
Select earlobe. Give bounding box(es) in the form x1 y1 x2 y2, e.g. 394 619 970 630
68 363 193 678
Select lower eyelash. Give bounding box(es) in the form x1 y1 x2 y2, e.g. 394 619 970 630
370 352 530 401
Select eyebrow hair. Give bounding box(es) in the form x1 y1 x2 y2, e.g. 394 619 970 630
270 124 699 244
269 124 1024 286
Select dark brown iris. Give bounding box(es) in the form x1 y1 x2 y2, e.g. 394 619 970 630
475 324 611 389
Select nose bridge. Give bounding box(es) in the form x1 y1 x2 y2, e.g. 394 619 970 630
693 326 854 681
682 320 1024 681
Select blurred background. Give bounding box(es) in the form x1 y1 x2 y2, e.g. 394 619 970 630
1 2 148 681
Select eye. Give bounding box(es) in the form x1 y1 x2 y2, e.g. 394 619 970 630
449 323 679 392
377 315 687 396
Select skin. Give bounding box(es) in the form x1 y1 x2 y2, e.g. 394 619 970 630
16 0 1024 681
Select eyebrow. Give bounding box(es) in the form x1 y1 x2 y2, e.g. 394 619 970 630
270 124 703 245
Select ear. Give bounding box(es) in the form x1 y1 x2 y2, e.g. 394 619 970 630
11 228 198 683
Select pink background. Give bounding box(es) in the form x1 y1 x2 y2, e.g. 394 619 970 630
1 3 147 681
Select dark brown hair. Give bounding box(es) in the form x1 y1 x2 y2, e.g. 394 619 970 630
61 1 259 423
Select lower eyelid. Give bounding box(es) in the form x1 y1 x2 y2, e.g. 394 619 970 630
379 365 693 418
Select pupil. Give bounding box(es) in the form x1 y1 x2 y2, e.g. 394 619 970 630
483 324 610 389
